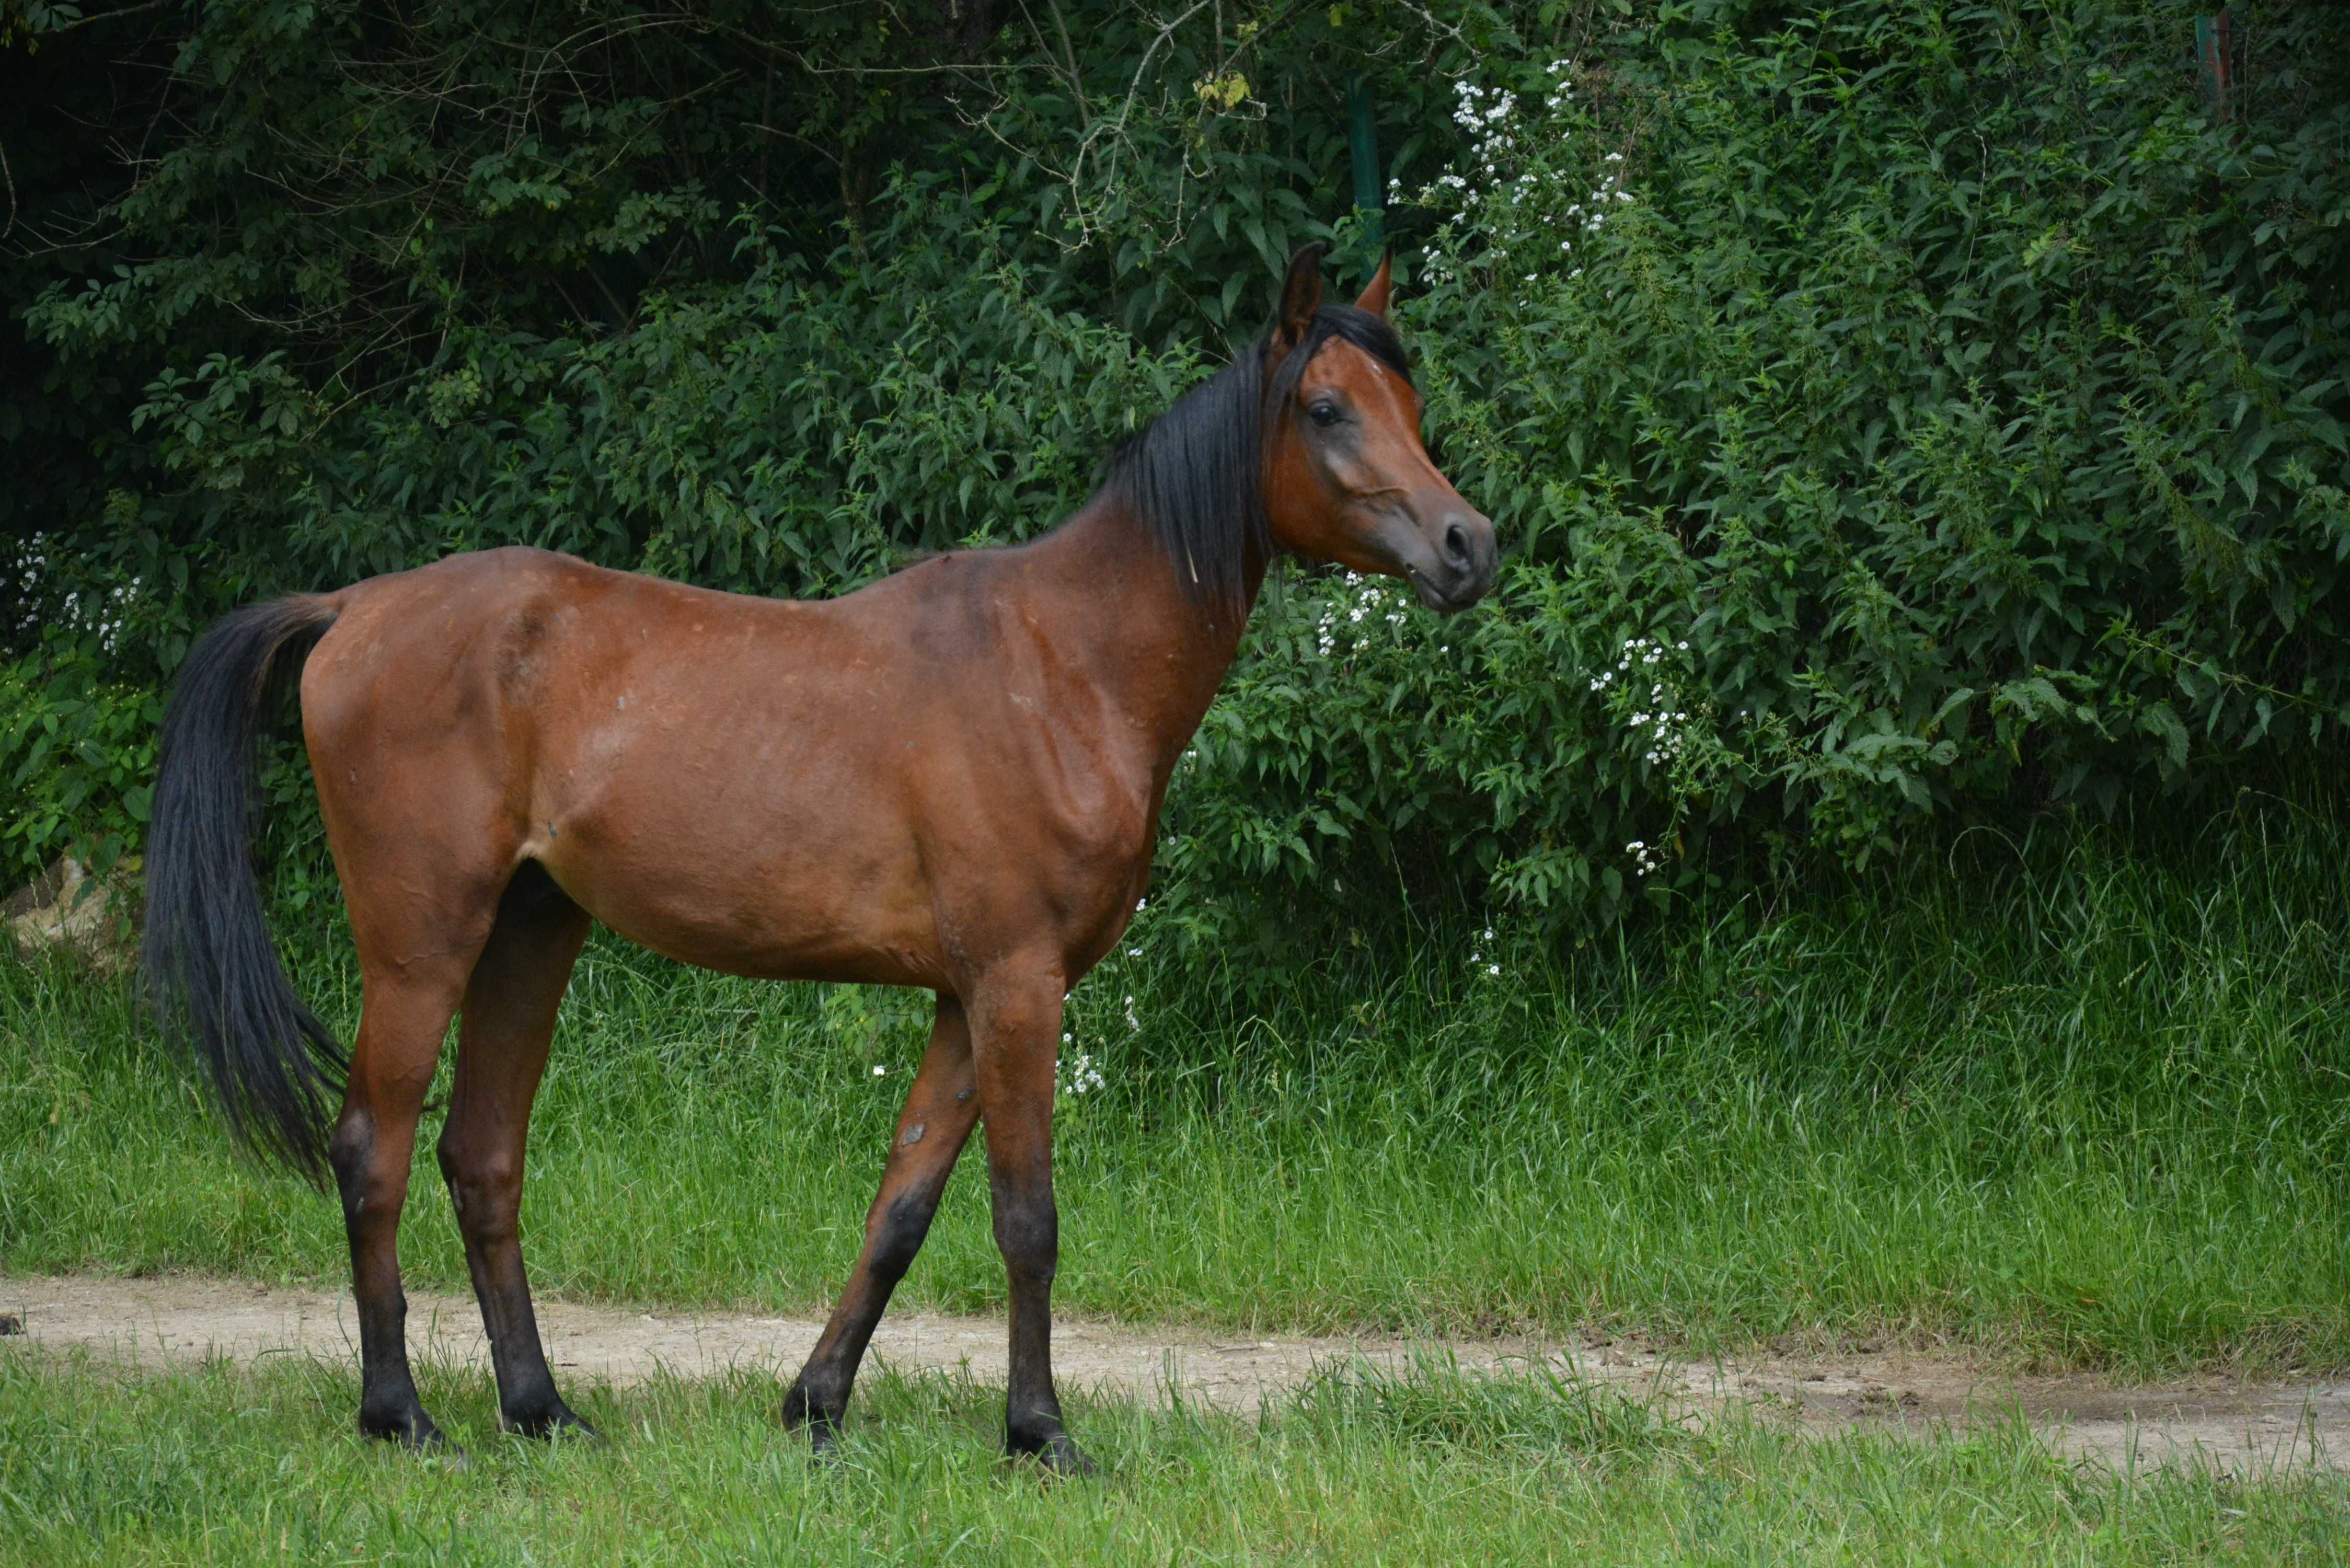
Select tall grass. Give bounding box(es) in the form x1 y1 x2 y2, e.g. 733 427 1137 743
3 796 2347 1374
3 1351 2344 1567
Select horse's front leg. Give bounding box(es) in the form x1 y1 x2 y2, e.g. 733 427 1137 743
784 994 981 1451
969 962 1092 1474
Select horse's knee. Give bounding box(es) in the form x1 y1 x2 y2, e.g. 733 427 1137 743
990 1192 1058 1285
867 1190 941 1285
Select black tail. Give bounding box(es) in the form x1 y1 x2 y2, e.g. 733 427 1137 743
141 596 345 1185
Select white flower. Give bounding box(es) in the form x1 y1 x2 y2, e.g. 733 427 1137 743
1058 1050 1107 1098
872 1064 887 1077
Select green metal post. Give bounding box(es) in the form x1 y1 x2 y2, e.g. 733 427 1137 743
1346 73 1384 285
2194 14 2231 123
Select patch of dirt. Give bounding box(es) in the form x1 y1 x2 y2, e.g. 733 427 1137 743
5 1273 2341 1472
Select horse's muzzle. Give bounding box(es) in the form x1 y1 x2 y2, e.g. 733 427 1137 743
1412 509 1498 613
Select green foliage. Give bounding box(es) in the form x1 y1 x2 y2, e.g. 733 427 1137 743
1193 0 2350 931
7 797 2348 1372
279 215 1212 597
0 641 161 883
5 1352 2344 1566
1291 1357 1684 1461
2 0 2347 942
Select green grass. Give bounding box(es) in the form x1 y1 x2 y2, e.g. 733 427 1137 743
4 799 2349 1375
4 1348 2345 1566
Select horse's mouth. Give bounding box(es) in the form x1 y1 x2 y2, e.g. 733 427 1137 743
1407 567 1488 616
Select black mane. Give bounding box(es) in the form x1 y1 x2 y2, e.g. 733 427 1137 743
1102 304 1413 616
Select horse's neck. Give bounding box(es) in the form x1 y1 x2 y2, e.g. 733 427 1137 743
1021 499 1264 772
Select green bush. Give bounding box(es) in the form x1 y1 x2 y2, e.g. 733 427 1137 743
1 1 2345 943
1181 0 2350 930
0 653 156 884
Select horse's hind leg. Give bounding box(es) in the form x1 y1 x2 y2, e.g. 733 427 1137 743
435 863 594 1439
784 994 982 1451
330 956 477 1449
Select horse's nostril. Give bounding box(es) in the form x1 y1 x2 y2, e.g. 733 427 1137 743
1442 522 1472 570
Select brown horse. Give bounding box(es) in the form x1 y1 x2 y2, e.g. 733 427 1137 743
142 244 1494 1472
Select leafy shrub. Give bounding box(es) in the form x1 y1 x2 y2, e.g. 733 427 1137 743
1 0 2346 948
1178 0 2350 933
0 649 159 885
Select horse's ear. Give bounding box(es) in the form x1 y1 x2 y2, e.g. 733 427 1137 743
1354 250 1392 317
1271 242 1329 355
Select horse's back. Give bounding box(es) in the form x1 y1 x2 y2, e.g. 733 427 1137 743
294 542 1148 988
295 547 980 984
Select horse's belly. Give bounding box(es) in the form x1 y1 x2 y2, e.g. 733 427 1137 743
531 789 947 989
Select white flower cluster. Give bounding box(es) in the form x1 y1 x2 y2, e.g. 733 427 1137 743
1316 570 1409 657
1588 636 1696 766
1432 78 1531 227
1056 1034 1107 1099
10 536 43 636
1466 926 1501 978
1407 63 1634 287
62 581 142 655
1626 839 1664 877
14 534 143 653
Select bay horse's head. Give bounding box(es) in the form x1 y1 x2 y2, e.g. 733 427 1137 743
1260 243 1497 614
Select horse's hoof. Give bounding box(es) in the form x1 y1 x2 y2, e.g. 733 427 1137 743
1008 1432 1098 1479
360 1406 449 1455
782 1381 844 1455
508 1403 601 1444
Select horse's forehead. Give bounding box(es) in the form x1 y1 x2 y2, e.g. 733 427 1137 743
1304 337 1415 412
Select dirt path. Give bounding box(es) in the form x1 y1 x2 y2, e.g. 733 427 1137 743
5 1273 2342 1473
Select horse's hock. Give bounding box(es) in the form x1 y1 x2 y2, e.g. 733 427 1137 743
5 854 135 968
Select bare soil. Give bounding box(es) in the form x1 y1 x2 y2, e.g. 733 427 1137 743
5 1273 2342 1472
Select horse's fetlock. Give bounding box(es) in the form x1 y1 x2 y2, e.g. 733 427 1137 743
783 1374 846 1434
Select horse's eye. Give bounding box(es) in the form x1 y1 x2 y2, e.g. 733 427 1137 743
1309 402 1342 428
